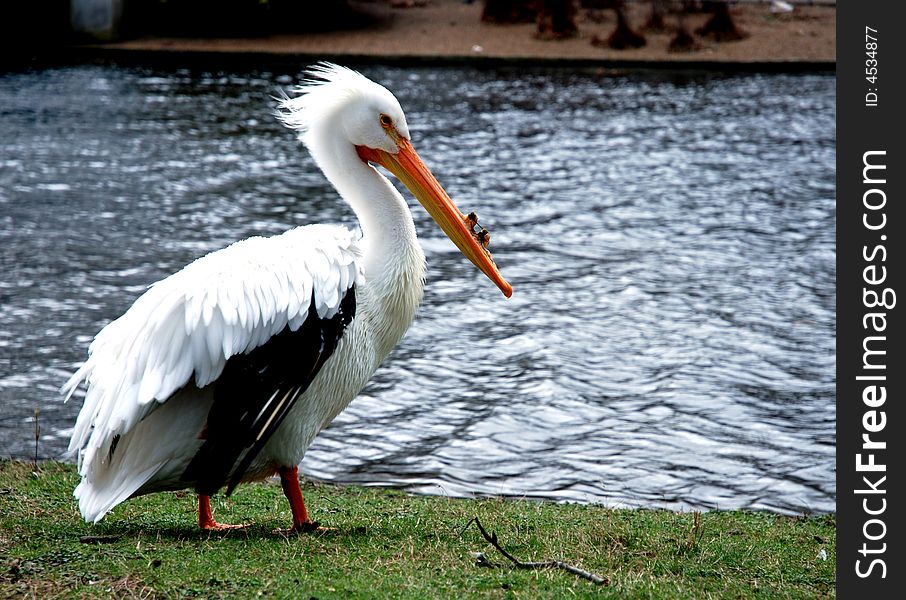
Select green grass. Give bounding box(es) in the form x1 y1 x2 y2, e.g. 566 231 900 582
1 460 835 598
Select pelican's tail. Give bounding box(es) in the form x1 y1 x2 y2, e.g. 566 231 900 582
74 387 212 523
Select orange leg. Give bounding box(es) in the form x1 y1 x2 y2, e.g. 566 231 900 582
198 494 246 530
279 466 319 532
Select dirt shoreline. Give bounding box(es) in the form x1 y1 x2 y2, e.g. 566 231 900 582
76 1 835 69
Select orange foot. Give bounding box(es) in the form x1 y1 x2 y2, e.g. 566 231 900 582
201 520 250 531
276 466 338 534
197 494 248 531
274 520 337 535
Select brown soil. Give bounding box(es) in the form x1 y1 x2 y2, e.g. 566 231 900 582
89 0 835 65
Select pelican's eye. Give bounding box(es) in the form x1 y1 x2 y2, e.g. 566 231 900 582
379 113 393 129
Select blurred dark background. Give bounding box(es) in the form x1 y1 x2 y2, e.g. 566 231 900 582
1 0 367 54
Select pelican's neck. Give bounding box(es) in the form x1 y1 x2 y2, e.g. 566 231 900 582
308 134 420 273
306 132 426 356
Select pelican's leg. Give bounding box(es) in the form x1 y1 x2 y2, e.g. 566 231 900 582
279 466 320 532
198 494 246 530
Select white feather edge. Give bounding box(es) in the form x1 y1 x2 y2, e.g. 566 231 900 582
62 224 363 485
275 62 375 136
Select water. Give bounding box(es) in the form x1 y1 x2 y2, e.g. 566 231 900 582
0 64 835 515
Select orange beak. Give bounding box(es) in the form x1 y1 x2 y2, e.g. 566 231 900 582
356 138 512 298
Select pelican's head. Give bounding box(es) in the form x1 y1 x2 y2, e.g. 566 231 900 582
277 63 512 298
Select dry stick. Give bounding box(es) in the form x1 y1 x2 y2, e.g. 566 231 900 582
33 408 40 471
462 517 609 586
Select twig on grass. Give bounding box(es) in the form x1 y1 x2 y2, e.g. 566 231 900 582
461 517 609 585
33 408 40 471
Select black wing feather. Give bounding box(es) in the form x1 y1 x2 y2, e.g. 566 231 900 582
182 286 356 496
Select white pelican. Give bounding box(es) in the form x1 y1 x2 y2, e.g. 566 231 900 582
64 63 512 532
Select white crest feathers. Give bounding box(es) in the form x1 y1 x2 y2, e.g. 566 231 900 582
275 62 376 135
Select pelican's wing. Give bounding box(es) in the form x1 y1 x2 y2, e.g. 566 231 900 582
183 283 355 496
64 224 362 491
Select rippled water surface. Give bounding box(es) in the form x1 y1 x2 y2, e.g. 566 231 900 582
0 64 835 514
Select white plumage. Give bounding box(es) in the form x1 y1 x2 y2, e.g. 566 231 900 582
64 226 363 520
65 63 510 530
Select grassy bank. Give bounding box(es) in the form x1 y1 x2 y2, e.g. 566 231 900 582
1 460 834 598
